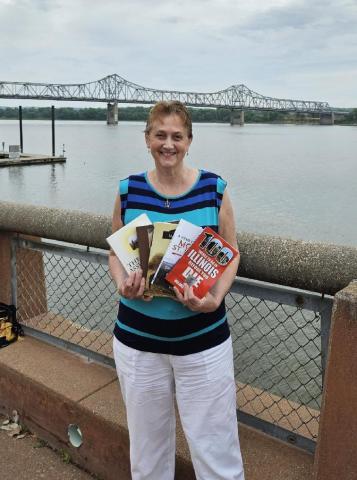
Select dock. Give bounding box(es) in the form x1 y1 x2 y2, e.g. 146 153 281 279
0 152 66 168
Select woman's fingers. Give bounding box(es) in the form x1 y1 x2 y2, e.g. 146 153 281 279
180 284 202 311
120 270 144 299
137 277 145 297
132 270 143 291
142 294 154 302
121 273 210 306
174 286 185 302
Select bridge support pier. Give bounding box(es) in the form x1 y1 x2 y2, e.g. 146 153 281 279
107 102 118 125
230 109 244 126
319 112 334 125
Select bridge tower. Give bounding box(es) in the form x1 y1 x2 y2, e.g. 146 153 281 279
107 102 118 125
230 109 244 126
319 112 335 125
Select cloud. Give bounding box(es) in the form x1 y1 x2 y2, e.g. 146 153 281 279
0 0 356 106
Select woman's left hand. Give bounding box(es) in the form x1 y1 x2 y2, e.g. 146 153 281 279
173 284 220 313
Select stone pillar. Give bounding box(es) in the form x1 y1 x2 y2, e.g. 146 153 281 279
16 236 48 321
313 280 357 480
319 112 334 125
0 233 13 304
230 109 244 126
107 102 118 125
0 232 47 319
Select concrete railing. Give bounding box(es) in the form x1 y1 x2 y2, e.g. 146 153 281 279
1 201 357 480
0 200 356 296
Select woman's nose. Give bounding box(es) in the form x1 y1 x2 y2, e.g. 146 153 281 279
163 137 174 148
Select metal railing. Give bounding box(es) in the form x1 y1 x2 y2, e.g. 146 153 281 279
10 236 333 453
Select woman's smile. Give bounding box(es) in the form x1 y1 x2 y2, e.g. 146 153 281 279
145 114 192 170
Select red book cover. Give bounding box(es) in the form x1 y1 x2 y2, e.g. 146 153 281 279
165 227 239 299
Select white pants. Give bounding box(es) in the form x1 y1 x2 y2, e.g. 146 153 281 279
113 336 245 480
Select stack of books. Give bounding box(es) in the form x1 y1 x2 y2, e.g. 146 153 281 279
106 215 238 299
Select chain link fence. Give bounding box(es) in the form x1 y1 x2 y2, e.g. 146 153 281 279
15 240 116 359
227 289 322 448
12 237 333 452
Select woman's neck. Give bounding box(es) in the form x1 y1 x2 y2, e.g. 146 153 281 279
148 166 198 196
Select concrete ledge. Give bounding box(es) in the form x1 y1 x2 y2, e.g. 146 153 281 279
0 337 195 479
0 202 111 250
0 336 314 480
0 338 132 480
1 201 356 295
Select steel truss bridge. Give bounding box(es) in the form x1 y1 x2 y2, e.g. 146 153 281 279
0 74 331 113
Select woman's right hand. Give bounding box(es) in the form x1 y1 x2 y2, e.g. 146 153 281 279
118 270 153 301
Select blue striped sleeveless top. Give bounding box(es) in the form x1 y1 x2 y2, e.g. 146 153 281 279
113 169 230 355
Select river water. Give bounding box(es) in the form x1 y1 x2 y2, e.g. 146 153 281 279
1 120 356 246
1 120 356 412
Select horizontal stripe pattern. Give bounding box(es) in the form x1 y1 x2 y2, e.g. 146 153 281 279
128 191 218 208
122 207 220 231
114 308 230 355
117 301 226 340
114 169 229 355
120 296 198 320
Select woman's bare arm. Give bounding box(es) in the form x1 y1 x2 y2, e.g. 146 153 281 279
174 190 239 312
108 194 147 299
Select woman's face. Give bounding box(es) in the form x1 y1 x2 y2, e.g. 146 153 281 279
145 114 192 170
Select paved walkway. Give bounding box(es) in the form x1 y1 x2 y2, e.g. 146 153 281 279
0 415 93 480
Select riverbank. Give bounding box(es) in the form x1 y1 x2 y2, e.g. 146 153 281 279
1 105 355 124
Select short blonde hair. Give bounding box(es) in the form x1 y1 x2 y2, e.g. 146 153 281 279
145 101 193 138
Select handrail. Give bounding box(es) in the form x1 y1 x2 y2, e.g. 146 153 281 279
0 200 356 295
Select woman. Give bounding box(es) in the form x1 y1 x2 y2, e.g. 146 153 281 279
109 101 245 480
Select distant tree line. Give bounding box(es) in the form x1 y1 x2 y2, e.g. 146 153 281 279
337 108 357 124
0 105 355 124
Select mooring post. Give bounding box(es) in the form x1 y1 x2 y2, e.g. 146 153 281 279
19 106 23 153
51 105 55 156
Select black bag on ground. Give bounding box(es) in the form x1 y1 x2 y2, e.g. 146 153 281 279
0 303 24 348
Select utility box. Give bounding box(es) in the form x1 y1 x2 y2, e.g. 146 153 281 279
9 145 21 160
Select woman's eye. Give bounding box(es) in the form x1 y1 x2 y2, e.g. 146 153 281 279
156 134 165 139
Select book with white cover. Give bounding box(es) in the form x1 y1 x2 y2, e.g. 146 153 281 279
106 213 152 274
151 219 202 289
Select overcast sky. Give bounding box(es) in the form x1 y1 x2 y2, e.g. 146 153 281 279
1 0 356 108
